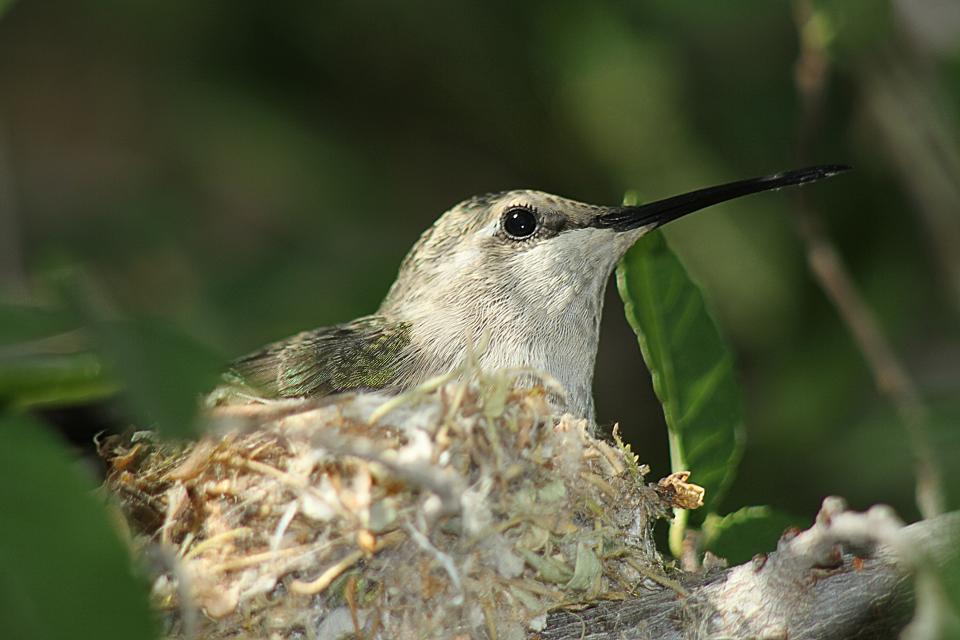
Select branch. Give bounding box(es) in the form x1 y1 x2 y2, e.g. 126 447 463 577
539 502 960 640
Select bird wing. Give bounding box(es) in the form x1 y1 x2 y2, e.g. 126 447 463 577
227 315 413 399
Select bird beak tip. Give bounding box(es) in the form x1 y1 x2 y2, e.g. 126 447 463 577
594 163 851 232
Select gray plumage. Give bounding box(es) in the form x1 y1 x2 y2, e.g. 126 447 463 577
230 315 412 397
226 167 848 419
228 190 636 418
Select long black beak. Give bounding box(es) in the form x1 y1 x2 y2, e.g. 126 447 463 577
594 164 850 232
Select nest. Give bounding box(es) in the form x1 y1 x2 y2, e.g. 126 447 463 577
100 370 700 639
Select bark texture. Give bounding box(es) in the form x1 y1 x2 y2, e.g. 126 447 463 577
539 504 959 640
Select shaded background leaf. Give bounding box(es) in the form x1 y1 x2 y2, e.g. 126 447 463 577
0 351 115 410
0 288 222 439
88 317 224 439
0 301 117 411
0 414 157 640
702 505 804 565
0 302 75 346
44 268 226 439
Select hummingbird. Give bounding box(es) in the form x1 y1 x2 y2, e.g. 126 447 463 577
225 165 848 420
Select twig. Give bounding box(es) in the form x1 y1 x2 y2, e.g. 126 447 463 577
405 520 464 605
290 548 365 595
792 0 944 518
148 545 200 640
207 540 335 574
303 417 467 515
182 527 253 561
623 557 687 597
289 530 405 595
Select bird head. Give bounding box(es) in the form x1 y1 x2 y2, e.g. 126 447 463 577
383 165 850 318
378 165 849 417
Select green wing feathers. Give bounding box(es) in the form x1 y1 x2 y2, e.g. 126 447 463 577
229 315 412 398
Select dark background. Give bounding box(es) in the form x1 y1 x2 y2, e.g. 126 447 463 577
1 0 959 525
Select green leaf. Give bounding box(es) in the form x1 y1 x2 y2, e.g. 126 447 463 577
918 523 960 639
92 317 224 439
0 0 15 19
0 302 77 347
0 352 118 410
942 552 960 616
0 299 118 410
702 506 804 565
616 229 744 554
0 414 158 640
47 270 224 438
0 296 110 411
520 549 574 584
565 542 602 592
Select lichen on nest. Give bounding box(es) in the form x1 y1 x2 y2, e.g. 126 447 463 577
100 369 697 639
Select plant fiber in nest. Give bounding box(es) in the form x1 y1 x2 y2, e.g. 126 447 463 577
100 371 693 639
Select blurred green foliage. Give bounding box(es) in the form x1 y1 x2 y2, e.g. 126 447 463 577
0 414 157 639
1 277 222 438
85 316 222 438
0 0 959 634
0 302 74 345
937 554 960 637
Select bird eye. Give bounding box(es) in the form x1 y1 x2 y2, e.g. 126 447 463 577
502 207 538 239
